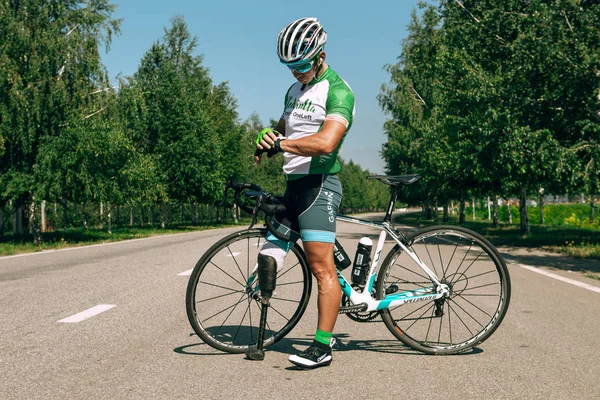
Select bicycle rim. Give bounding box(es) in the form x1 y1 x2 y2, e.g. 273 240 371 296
377 225 511 354
186 228 311 353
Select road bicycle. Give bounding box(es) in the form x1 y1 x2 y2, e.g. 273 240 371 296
185 175 511 356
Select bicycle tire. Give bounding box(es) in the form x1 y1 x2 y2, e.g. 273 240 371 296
376 225 511 355
186 228 312 353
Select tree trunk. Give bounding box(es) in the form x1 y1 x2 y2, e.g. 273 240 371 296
140 206 144 228
432 201 438 223
14 204 24 235
459 192 466 225
232 204 239 224
472 197 476 220
451 200 455 215
493 196 499 227
115 205 120 228
107 202 112 234
29 200 42 245
62 200 68 229
81 203 87 230
160 204 167 229
41 200 47 233
519 186 530 234
192 202 199 225
0 207 4 237
590 193 596 224
130 206 134 227
149 206 154 227
100 201 104 229
443 203 449 222
539 192 545 225
487 196 491 221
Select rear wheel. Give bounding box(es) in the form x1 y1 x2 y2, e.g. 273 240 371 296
376 225 511 354
186 228 311 353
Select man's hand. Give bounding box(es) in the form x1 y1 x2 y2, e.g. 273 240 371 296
255 128 281 164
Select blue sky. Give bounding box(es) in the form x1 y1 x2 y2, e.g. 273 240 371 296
101 0 422 174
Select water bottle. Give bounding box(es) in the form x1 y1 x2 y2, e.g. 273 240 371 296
351 237 372 285
333 240 351 270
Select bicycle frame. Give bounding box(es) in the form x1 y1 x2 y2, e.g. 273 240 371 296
335 215 448 312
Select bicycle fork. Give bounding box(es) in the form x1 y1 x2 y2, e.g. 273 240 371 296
245 254 277 361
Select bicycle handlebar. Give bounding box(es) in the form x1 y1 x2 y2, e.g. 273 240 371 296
221 177 290 242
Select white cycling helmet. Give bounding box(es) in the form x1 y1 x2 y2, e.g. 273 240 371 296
276 17 327 66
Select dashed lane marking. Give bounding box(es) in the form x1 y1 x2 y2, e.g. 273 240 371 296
57 304 116 323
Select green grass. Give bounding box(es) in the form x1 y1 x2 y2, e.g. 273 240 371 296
0 222 246 257
393 212 600 261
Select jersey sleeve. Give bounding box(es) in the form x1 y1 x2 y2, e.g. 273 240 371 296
325 81 355 130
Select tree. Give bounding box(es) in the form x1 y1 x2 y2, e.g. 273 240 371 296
0 0 121 236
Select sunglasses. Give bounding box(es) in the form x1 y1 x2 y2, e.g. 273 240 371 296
286 55 320 73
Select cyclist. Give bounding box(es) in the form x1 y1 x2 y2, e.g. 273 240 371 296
255 17 355 369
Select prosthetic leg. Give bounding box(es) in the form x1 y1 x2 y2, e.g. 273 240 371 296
245 254 278 361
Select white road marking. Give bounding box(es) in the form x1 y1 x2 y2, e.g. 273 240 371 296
226 252 241 257
178 269 193 276
513 263 600 294
58 304 116 323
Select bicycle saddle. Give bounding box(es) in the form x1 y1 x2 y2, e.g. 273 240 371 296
367 174 421 186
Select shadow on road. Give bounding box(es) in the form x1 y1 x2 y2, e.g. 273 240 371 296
499 247 600 274
174 332 483 359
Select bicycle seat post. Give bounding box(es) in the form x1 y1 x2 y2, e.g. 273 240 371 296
383 187 400 224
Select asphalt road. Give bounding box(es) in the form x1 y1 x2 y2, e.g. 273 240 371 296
1 215 599 400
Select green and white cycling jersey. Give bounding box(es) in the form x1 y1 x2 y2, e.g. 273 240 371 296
281 66 355 181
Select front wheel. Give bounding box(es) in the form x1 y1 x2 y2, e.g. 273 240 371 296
186 228 312 353
376 225 511 355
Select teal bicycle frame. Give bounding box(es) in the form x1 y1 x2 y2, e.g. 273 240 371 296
335 214 449 313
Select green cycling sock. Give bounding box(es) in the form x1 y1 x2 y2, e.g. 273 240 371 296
315 329 332 346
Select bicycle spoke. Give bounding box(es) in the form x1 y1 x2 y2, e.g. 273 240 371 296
437 306 444 344
448 298 485 328
196 290 243 304
454 242 473 276
269 303 292 322
389 297 431 315
436 242 443 279
448 302 453 344
459 282 500 292
425 306 434 343
460 293 499 297
247 237 250 279
392 264 430 282
277 262 300 280
447 301 474 336
215 296 248 343
204 293 247 323
452 251 484 281
229 299 252 344
443 240 460 279
423 240 439 279
404 303 436 332
276 280 304 287
270 296 300 304
452 269 498 283
452 293 494 318
197 280 244 296
226 246 247 283
209 261 246 289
